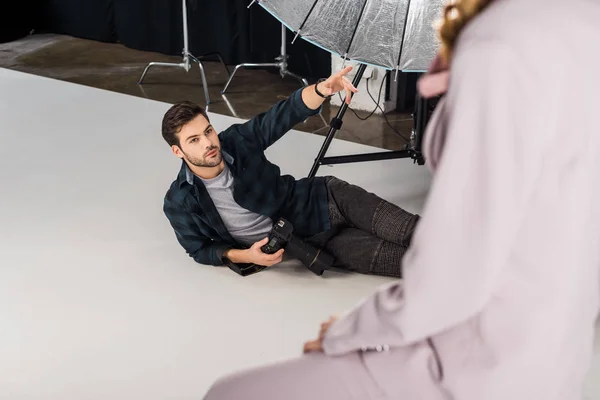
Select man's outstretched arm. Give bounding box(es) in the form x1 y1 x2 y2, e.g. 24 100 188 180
234 66 357 151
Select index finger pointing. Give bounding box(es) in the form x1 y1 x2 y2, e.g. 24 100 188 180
336 65 353 77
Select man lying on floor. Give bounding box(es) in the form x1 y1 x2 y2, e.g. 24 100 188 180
161 66 419 278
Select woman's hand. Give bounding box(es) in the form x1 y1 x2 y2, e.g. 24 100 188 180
303 315 338 353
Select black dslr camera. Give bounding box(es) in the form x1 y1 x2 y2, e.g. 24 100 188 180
261 218 334 276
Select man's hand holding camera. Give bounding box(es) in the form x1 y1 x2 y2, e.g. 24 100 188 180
224 238 284 267
248 238 284 266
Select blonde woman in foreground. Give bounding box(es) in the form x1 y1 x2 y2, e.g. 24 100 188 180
204 0 600 398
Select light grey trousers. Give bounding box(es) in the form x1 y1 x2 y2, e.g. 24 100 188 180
203 346 447 400
203 352 389 400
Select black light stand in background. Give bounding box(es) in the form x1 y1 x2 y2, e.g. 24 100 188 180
222 23 309 94
308 63 429 178
137 0 229 106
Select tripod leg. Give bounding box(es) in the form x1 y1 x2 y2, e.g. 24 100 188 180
417 96 429 164
222 64 244 94
138 64 153 84
411 94 428 165
284 70 309 87
308 64 367 178
196 61 211 106
138 62 184 84
222 62 289 94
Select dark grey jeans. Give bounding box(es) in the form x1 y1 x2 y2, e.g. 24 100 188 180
306 177 419 278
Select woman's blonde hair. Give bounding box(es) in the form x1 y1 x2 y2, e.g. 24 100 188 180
437 0 493 64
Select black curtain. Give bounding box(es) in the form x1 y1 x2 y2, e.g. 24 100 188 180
39 0 116 42
31 0 331 81
113 0 181 56
244 3 331 80
1 0 42 43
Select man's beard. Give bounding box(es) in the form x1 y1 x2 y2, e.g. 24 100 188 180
183 146 223 168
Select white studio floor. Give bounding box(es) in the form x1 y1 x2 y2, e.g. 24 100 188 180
0 67 599 399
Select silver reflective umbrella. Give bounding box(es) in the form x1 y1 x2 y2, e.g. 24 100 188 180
247 0 444 177
252 0 445 73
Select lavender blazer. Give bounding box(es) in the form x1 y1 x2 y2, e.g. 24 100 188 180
322 1 600 399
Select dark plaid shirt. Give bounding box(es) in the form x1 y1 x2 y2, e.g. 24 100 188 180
163 89 330 266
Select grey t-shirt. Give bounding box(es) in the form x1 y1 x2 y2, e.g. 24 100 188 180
200 165 273 247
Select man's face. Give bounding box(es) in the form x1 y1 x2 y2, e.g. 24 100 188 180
172 114 222 168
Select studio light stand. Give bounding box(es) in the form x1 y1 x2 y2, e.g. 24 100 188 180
137 0 230 105
222 23 309 94
308 63 428 178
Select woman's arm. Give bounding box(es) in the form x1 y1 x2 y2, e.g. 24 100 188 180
323 39 542 355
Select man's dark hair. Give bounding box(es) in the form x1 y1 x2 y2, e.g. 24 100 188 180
162 101 209 147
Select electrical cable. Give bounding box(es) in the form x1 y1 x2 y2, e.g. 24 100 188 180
335 71 411 142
